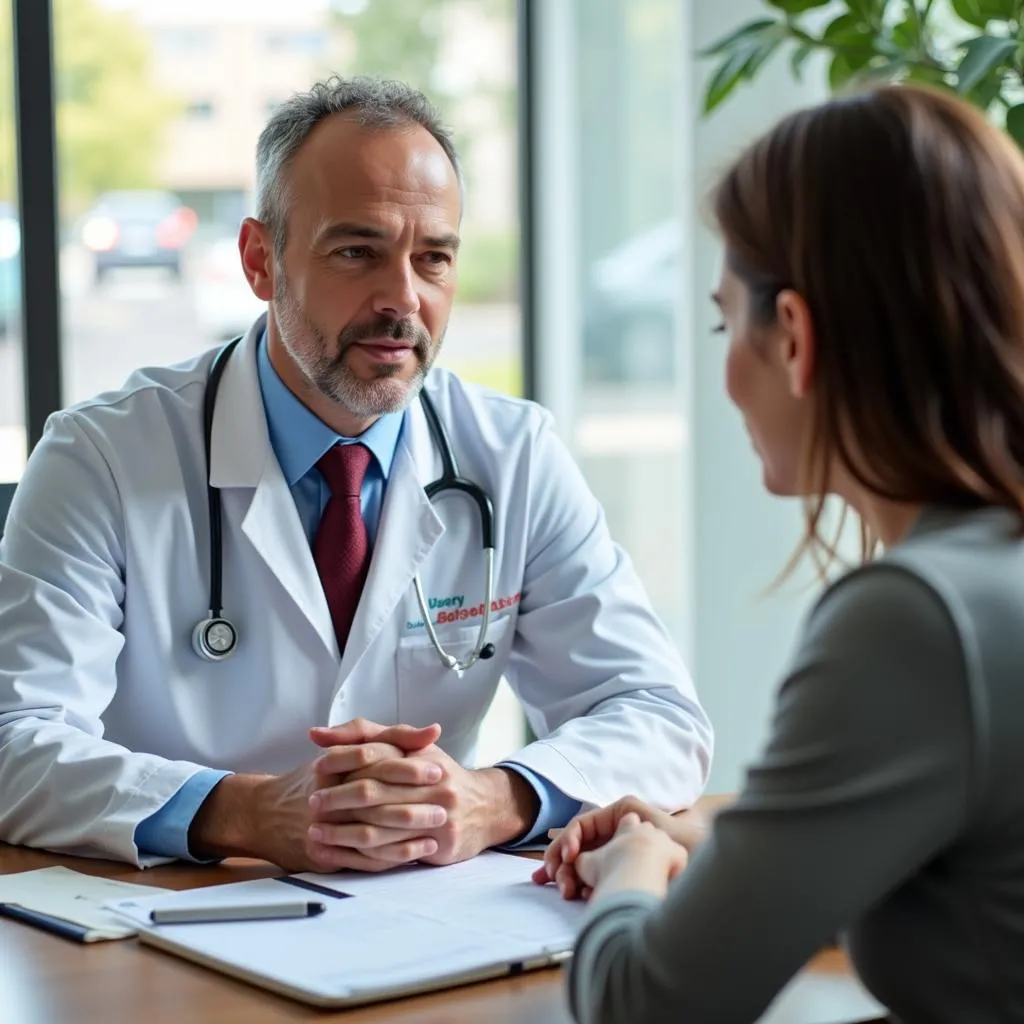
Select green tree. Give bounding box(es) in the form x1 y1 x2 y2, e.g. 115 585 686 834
0 0 179 210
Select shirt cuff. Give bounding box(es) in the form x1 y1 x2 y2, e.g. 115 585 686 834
497 762 582 846
133 768 231 862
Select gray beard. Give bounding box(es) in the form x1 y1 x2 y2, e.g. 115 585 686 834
273 278 440 419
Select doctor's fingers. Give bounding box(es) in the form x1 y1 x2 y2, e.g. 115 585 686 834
313 802 448 830
308 821 434 852
310 721 442 752
314 741 413 778
311 779 443 816
343 755 446 788
305 836 438 873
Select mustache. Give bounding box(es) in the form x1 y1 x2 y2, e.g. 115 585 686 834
338 316 431 353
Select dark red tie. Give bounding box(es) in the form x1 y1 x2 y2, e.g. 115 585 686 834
313 443 372 652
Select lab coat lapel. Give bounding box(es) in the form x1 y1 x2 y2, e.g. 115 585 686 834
338 398 444 679
241 458 339 659
208 315 339 660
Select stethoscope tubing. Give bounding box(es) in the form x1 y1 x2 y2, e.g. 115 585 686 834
195 337 497 671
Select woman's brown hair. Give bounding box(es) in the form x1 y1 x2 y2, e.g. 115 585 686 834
712 84 1024 576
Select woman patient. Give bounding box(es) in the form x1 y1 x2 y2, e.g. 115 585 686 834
536 83 1024 1024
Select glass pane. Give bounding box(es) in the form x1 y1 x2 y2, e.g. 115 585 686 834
0 0 25 483
53 0 521 403
572 0 690 644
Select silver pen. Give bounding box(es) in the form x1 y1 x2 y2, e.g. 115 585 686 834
149 900 326 925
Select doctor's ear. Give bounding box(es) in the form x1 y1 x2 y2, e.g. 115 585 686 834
239 218 276 302
775 289 816 399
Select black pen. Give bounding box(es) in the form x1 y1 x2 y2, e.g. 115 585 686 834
149 900 326 925
0 902 91 943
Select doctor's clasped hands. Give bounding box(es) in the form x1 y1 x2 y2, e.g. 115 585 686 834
309 721 541 868
187 719 434 872
187 717 542 873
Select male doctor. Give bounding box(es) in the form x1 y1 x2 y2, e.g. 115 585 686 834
0 76 711 871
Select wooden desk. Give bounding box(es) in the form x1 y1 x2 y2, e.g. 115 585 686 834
0 843 882 1024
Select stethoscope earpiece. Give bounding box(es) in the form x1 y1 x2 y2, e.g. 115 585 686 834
480 643 496 660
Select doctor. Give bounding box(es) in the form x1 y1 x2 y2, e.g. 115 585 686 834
0 76 711 872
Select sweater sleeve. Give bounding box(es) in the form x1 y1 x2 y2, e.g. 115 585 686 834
568 564 975 1024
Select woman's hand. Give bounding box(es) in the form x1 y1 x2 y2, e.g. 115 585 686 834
569 812 688 902
533 794 712 900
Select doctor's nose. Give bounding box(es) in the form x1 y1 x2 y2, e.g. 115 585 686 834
372 262 421 321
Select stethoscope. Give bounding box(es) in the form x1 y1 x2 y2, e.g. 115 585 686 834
192 337 498 673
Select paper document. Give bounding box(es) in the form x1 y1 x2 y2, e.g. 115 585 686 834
759 971 885 1024
293 848 582 942
107 852 586 1005
0 866 171 941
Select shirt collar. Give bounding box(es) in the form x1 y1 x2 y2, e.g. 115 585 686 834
256 331 405 487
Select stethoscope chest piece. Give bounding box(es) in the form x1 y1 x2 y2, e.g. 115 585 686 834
192 617 239 661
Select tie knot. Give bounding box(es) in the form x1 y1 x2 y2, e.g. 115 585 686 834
316 443 372 499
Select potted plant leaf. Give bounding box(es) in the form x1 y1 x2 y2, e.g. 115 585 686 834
702 0 1024 145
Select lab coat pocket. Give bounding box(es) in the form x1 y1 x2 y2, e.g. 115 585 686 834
395 615 515 745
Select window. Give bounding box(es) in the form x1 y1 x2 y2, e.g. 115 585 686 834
264 30 329 55
53 0 520 402
154 27 214 56
574 2 689 640
0 0 24 483
533 0 689 646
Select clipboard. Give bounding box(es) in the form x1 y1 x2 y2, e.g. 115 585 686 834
0 865 172 942
106 852 584 1009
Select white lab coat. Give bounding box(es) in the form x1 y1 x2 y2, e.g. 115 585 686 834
0 318 712 865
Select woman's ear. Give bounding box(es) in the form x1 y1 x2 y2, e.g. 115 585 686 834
775 289 815 398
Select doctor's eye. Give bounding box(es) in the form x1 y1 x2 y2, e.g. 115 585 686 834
334 246 372 260
422 251 454 267
711 323 727 335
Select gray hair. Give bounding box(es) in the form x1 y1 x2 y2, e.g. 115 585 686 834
255 75 462 256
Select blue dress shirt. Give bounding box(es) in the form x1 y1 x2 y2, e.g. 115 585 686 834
134 335 578 860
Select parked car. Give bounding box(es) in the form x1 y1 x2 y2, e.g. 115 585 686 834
582 220 678 383
192 236 266 340
0 202 20 339
79 190 197 283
